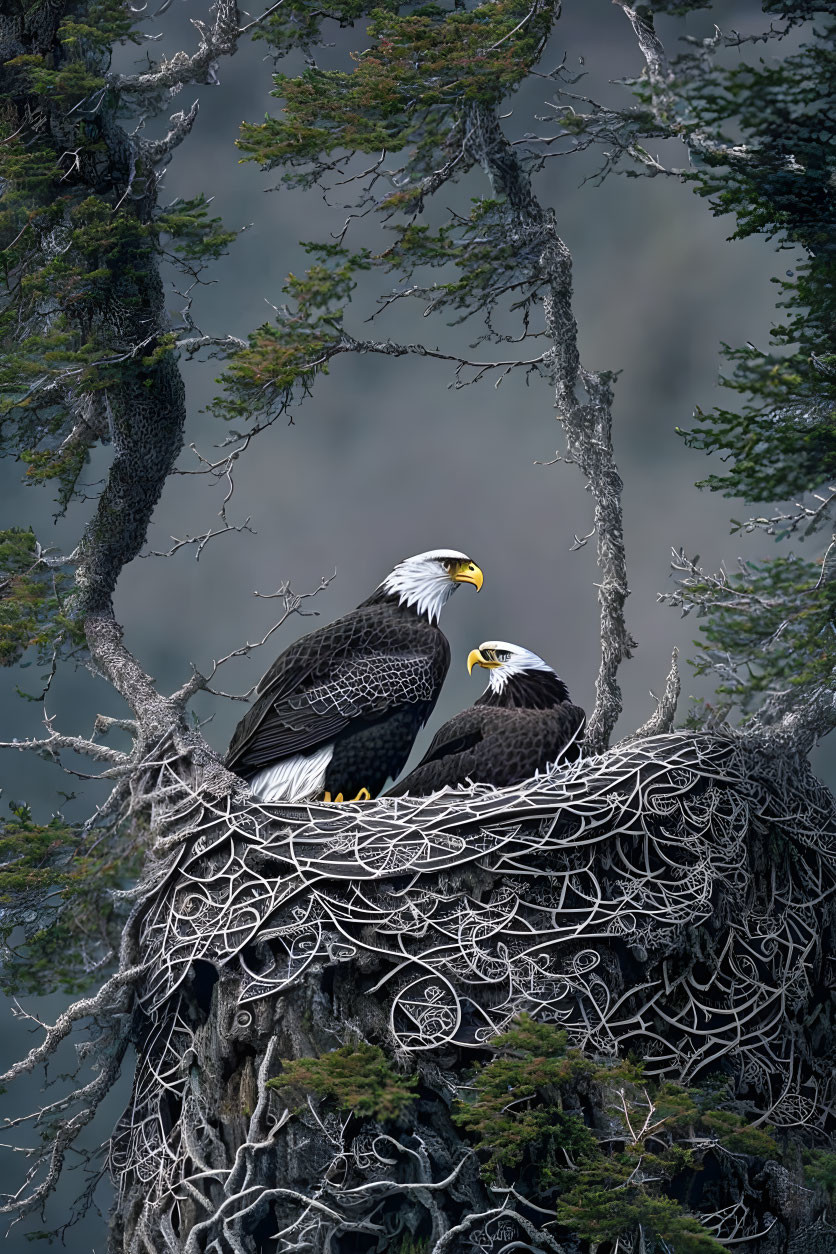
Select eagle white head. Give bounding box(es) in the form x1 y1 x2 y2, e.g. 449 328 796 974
467 640 571 709
467 640 552 690
379 549 483 623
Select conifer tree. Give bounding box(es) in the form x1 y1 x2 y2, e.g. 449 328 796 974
0 3 834 1252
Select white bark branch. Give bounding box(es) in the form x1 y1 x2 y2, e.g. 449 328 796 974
632 648 680 739
111 0 241 96
461 103 635 751
0 964 144 1085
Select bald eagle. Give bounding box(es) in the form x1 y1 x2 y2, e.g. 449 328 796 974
387 641 584 797
226 550 483 803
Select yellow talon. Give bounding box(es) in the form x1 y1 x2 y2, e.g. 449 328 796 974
322 789 369 803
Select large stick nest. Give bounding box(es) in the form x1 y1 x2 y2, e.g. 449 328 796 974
111 731 836 1246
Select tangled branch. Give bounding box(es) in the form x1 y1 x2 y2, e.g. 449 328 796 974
91 729 836 1249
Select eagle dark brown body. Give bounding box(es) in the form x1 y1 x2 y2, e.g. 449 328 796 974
388 643 585 796
225 550 482 802
226 598 450 799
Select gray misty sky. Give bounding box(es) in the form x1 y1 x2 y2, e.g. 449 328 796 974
5 0 830 791
0 3 832 1243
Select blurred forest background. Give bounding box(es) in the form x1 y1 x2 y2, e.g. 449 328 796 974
0 1 832 1246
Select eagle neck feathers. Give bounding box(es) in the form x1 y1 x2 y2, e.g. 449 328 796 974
360 584 453 626
477 669 572 710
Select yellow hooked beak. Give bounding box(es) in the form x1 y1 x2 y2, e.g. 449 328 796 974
467 647 500 674
451 560 483 591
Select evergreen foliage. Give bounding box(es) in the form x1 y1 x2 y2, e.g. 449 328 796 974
452 1016 600 1180
212 245 371 423
0 800 131 995
803 1148 836 1203
265 1017 781 1249
615 2 836 719
0 528 79 666
269 1041 418 1120
238 0 552 170
454 1015 776 1252
677 22 836 502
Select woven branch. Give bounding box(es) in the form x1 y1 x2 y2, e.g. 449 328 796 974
99 729 836 1251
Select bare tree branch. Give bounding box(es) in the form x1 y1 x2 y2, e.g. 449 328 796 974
143 517 255 561
459 103 635 751
0 964 144 1085
632 649 680 739
171 572 336 705
733 486 836 540
141 101 200 166
110 0 241 96
0 720 132 767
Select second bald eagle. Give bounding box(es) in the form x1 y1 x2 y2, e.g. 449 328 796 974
387 641 585 797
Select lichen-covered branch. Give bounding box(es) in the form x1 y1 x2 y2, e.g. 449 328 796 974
632 648 680 739
0 725 130 769
110 0 241 98
0 957 144 1088
460 103 636 751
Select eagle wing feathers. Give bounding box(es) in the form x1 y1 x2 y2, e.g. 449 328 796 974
411 709 487 766
226 604 448 776
388 703 585 797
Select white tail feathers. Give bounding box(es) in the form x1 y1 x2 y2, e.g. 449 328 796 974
247 744 335 803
